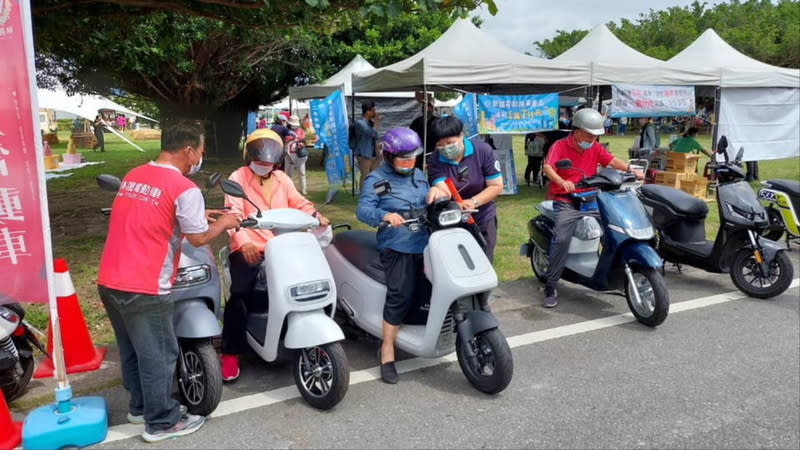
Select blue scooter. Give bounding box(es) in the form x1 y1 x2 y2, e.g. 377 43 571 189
520 161 670 327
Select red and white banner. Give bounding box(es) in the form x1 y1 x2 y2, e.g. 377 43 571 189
0 0 54 305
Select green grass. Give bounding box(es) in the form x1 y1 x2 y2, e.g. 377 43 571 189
30 130 799 344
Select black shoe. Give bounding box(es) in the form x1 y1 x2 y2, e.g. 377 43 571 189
378 348 398 384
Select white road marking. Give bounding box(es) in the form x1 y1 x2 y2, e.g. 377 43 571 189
99 279 799 445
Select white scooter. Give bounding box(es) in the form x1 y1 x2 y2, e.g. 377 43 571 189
323 180 513 394
219 180 349 410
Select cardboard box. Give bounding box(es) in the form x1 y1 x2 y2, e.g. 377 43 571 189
680 178 709 199
654 171 690 188
666 152 700 174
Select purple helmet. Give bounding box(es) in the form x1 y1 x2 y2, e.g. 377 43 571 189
382 127 422 156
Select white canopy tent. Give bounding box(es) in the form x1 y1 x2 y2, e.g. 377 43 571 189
552 24 718 86
668 29 799 88
667 29 800 161
37 87 157 122
352 19 591 94
289 55 415 100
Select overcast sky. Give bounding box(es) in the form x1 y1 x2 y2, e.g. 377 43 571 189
473 0 716 55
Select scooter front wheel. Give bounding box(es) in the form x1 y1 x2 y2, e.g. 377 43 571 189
177 339 222 417
456 328 513 395
730 249 794 299
293 342 349 410
625 266 669 327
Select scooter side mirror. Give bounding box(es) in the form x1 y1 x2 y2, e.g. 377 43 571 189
96 174 122 193
206 172 222 190
221 179 247 199
555 159 572 170
457 165 470 183
717 135 728 154
373 180 391 196
734 146 744 165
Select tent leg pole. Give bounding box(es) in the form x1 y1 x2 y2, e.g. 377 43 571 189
351 94 356 197
423 86 428 172
711 87 720 150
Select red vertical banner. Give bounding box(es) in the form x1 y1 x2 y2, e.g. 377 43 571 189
0 0 51 304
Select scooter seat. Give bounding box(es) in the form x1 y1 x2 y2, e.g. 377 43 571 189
332 230 386 284
639 184 708 219
765 179 800 199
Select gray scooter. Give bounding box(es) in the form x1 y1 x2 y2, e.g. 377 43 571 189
97 173 223 416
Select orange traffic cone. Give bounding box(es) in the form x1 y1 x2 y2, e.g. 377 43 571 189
0 391 22 450
33 259 106 379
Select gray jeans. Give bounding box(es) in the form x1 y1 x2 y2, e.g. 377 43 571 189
544 201 599 289
98 285 182 433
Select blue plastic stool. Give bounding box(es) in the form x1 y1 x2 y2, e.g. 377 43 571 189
22 386 108 449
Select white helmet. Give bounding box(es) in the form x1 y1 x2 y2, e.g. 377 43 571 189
572 108 605 136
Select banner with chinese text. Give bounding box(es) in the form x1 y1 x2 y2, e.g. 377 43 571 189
0 0 50 304
478 94 559 134
610 84 696 118
310 90 351 185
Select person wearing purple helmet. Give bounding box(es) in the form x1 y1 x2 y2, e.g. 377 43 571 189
356 127 447 384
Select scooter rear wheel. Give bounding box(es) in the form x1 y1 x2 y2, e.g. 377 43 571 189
293 342 349 410
730 249 794 299
456 328 513 395
625 266 669 327
177 339 222 417
529 244 549 283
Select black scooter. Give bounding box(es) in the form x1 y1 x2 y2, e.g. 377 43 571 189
638 136 794 299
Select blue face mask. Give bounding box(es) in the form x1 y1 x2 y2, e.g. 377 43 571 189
578 141 593 150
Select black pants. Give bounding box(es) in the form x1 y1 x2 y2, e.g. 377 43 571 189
475 216 498 263
746 161 759 180
222 251 267 355
380 250 431 326
524 156 543 184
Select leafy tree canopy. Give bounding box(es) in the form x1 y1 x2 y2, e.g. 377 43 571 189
534 0 799 68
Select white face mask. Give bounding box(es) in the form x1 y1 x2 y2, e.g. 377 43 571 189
188 153 203 175
250 162 273 177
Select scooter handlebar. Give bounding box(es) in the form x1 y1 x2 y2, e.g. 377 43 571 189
240 218 258 228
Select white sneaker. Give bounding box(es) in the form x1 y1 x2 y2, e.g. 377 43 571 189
141 412 205 443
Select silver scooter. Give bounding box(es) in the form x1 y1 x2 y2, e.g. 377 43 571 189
97 174 223 416
323 180 513 394
219 180 349 410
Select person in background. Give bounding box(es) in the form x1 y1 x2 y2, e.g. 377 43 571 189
523 132 546 186
617 116 627 136
270 114 294 143
426 116 503 262
670 127 712 160
637 117 659 152
356 127 445 384
220 128 329 381
603 115 613 135
257 116 267 129
409 97 438 169
541 108 643 309
116 114 127 132
97 121 241 442
354 100 382 189
93 114 108 152
285 115 309 195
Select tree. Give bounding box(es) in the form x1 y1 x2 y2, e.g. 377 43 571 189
32 0 497 157
532 0 800 68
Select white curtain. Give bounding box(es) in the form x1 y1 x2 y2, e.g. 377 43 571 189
718 88 800 161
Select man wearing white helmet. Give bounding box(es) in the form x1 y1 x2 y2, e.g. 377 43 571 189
541 108 643 308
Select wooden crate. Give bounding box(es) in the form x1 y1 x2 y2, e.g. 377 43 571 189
666 152 700 174
70 132 96 149
680 178 709 199
654 171 690 188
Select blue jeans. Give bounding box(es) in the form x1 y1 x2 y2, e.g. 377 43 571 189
98 285 182 433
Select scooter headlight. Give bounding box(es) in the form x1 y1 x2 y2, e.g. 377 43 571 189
438 209 462 227
290 280 331 302
174 264 211 288
626 225 654 240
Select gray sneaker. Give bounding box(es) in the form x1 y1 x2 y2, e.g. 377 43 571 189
141 411 204 443
542 287 558 308
128 405 187 425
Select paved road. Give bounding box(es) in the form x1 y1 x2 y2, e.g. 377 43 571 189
16 257 800 449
